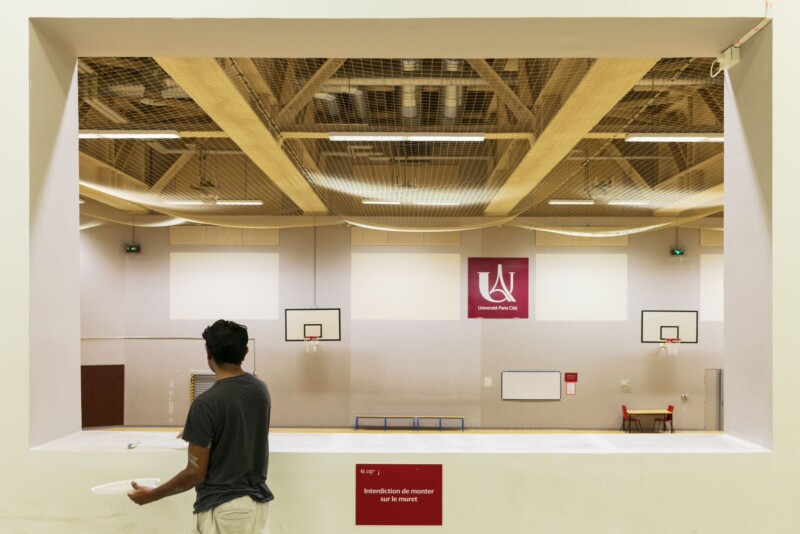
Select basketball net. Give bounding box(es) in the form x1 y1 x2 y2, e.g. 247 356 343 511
304 336 319 353
663 338 681 356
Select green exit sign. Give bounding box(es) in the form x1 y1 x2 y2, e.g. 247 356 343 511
125 244 141 254
670 248 685 256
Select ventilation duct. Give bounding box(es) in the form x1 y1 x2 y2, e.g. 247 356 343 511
314 92 340 118
351 90 370 122
400 59 419 120
442 59 464 120
442 86 461 119
401 85 418 119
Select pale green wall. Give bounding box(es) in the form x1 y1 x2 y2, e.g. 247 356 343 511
3 1 796 532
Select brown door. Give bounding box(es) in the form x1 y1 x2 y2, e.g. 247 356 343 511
81 365 124 428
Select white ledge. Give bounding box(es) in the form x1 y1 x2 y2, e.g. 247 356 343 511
34 430 769 455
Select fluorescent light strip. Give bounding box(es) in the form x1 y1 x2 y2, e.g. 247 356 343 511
362 200 401 205
216 200 264 206
608 201 650 206
329 134 484 142
548 199 595 205
625 133 723 143
413 201 460 206
79 130 180 139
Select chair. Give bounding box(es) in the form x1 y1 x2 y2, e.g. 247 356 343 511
653 405 675 433
620 405 641 433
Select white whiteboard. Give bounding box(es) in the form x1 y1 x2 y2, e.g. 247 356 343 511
641 310 698 343
501 371 562 400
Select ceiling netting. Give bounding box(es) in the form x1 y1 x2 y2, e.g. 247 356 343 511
77 56 723 234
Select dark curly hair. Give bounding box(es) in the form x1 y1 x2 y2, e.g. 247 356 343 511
202 320 248 365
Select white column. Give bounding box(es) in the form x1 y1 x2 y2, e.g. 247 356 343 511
28 28 81 446
723 24 772 446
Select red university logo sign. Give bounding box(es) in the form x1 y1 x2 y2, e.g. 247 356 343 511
468 258 529 319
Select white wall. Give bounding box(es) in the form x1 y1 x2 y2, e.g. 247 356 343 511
81 223 723 430
4 4 794 534
80 224 127 365
28 26 82 446
724 23 772 446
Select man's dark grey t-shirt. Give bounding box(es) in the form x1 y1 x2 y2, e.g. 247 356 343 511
182 373 274 513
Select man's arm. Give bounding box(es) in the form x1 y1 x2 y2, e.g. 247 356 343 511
128 443 210 506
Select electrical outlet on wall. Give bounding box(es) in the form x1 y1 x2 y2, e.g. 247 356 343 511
484 377 492 387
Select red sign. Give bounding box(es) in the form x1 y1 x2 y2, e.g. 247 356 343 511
468 258 529 319
565 373 578 383
356 464 442 526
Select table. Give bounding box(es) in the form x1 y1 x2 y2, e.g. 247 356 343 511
626 409 674 433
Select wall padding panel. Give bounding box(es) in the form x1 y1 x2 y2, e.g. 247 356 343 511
536 231 628 247
701 228 724 247
170 226 279 246
170 226 206 245
535 253 628 321
169 252 279 320
700 254 725 321
206 226 243 245
351 253 460 320
351 227 461 246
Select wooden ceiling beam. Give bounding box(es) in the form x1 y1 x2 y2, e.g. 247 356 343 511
151 153 193 193
654 151 723 191
483 58 659 216
231 58 279 109
605 142 651 191
653 183 724 216
277 58 346 125
154 57 328 214
466 59 535 127
79 183 149 214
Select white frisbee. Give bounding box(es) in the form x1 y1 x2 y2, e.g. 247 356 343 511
91 478 160 495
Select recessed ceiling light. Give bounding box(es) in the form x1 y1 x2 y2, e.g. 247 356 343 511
329 134 484 142
362 200 401 205
548 199 596 205
608 201 650 206
79 130 180 139
216 200 264 206
625 133 723 143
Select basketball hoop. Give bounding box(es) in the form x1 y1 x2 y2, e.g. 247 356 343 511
304 336 319 353
662 338 681 356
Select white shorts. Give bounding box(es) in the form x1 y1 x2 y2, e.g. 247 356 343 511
193 496 270 534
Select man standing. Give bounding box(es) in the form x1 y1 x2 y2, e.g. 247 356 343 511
129 320 274 533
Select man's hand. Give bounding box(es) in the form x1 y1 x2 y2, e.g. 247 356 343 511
126 443 209 507
128 481 158 506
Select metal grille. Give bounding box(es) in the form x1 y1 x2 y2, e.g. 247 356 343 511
190 372 216 401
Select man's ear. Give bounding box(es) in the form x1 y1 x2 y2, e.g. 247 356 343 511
205 346 212 359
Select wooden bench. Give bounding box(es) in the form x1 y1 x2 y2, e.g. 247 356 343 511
355 415 416 431
415 416 465 432
354 415 465 431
